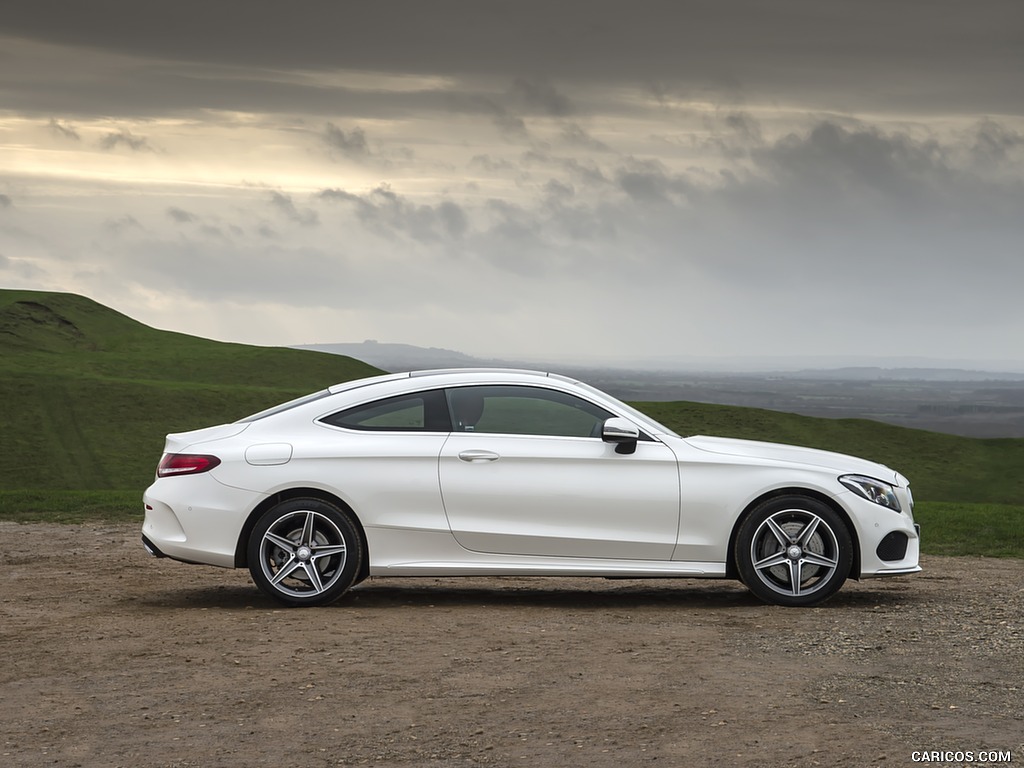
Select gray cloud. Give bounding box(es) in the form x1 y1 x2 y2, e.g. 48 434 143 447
560 124 611 152
468 97 529 140
103 214 143 234
317 188 360 204
48 118 80 141
510 78 573 116
324 123 370 159
969 118 1024 169
469 155 516 173
199 224 230 240
0 194 11 208
5 1 1023 118
269 191 319 228
543 179 574 202
616 158 693 205
557 157 609 188
167 207 196 224
595 121 1024 325
732 120 1024 244
320 185 468 241
99 130 154 152
16 114 1019 361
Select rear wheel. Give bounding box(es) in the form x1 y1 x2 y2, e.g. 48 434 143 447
247 498 363 607
735 496 852 607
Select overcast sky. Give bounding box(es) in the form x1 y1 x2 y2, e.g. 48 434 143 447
2 1 1023 367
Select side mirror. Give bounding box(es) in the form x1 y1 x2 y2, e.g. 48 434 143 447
601 417 639 455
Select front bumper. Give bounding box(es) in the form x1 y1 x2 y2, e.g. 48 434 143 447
850 487 921 577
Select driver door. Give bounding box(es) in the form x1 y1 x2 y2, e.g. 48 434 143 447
438 385 680 560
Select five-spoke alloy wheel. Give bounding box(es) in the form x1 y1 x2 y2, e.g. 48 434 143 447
247 498 362 607
735 496 852 607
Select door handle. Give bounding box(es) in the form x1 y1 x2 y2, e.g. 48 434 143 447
458 450 500 463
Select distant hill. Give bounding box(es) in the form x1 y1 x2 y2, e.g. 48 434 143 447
0 290 382 490
783 367 1024 382
0 290 380 386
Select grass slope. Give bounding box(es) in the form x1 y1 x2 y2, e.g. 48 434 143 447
0 289 382 489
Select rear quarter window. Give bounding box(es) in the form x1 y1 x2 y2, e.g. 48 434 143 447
319 389 451 432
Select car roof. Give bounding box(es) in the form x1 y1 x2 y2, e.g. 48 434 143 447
326 368 581 395
254 367 677 438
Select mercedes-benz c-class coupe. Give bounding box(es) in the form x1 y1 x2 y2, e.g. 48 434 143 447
142 368 920 607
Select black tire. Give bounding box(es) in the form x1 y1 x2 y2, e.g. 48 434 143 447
735 496 852 607
247 498 363 607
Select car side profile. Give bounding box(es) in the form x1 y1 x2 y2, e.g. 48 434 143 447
142 369 920 607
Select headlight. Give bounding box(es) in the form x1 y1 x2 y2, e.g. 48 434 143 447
839 474 902 512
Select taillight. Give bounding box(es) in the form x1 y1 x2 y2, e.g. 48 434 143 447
157 453 222 477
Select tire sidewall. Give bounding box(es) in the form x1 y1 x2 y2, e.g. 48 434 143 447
735 496 852 607
247 498 363 607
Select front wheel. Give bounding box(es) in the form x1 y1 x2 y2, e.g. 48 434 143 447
247 498 363 607
735 496 852 607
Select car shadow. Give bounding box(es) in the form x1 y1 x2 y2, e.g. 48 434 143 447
342 580 763 609
135 576 922 612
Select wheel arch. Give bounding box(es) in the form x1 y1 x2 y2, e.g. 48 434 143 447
234 488 370 583
725 487 861 580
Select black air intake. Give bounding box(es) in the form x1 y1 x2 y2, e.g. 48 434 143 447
876 531 909 562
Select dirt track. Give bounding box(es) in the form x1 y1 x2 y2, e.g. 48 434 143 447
1 522 1021 768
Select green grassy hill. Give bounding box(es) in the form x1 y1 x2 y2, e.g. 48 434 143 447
0 289 382 489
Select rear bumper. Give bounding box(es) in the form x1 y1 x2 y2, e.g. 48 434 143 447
141 533 166 558
142 473 264 569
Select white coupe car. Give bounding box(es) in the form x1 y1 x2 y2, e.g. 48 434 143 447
142 369 920 607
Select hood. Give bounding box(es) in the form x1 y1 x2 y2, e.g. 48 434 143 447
683 435 899 483
163 423 251 454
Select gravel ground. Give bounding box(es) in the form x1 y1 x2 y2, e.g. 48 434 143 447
0 522 1021 768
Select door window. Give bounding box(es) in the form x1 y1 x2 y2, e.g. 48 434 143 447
446 386 612 437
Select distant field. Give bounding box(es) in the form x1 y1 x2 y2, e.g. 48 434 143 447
0 490 140 523
912 502 1024 558
1 289 1022 558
